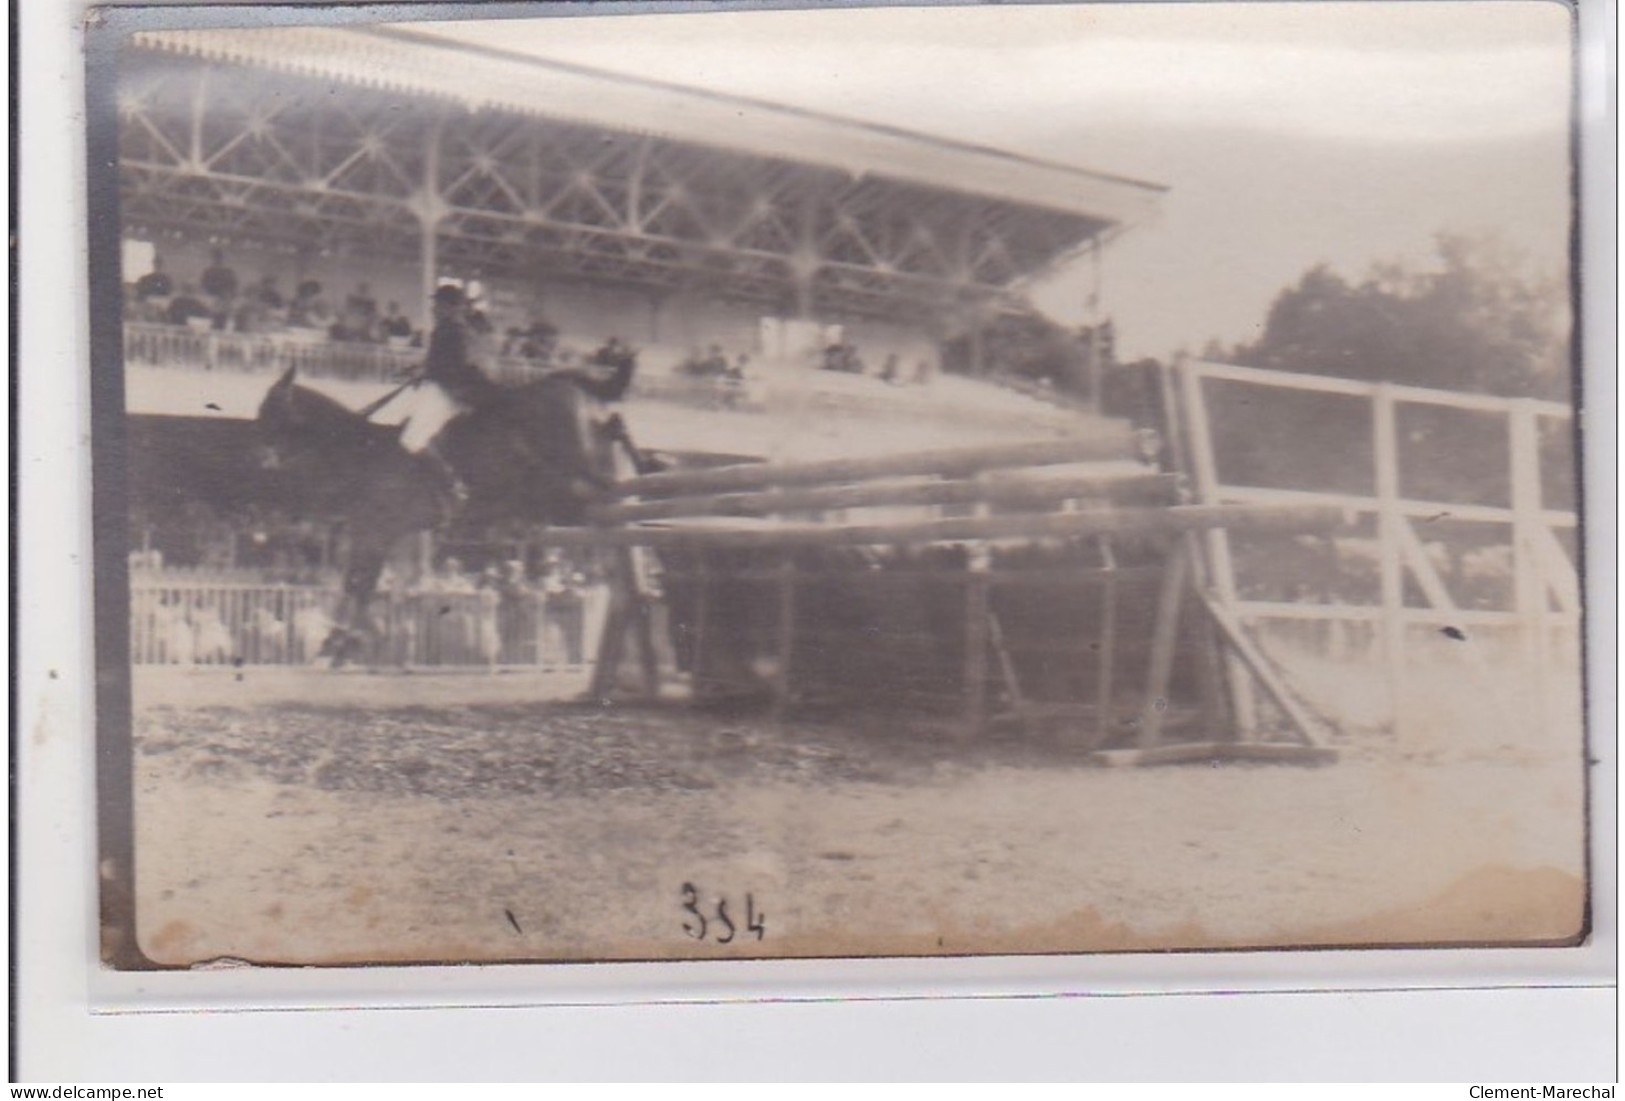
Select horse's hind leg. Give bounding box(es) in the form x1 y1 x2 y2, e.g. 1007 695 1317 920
328 545 390 669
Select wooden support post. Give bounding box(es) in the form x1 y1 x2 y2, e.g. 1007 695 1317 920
771 556 796 721
963 552 992 739
1139 538 1190 750
1184 531 1233 743
633 592 660 699
987 611 1028 731
1509 400 1549 727
1094 535 1119 749
689 553 710 700
587 551 633 702
1177 359 1257 736
1372 385 1407 738
1194 588 1329 749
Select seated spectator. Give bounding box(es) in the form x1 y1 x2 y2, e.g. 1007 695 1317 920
344 281 380 341
232 294 269 335
287 280 332 329
379 302 413 343
701 343 728 377
134 254 173 301
164 283 211 328
200 247 239 303
345 281 378 322
253 273 284 311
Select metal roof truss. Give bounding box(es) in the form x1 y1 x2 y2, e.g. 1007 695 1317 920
118 51 1105 319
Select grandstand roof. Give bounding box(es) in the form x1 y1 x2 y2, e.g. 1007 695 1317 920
133 23 1165 229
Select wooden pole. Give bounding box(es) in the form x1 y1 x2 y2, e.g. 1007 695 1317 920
771 556 796 721
586 550 634 702
963 552 991 740
1509 400 1549 728
1194 588 1329 750
1176 359 1256 735
538 502 1344 552
1094 535 1119 749
594 471 1179 524
1138 539 1190 750
689 552 711 700
1372 385 1406 739
611 437 1139 499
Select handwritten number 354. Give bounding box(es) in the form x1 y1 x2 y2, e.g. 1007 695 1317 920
681 882 765 943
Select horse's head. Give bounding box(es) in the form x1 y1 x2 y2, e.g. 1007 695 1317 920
254 366 384 472
253 367 302 470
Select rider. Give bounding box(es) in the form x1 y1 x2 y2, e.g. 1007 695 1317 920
394 283 493 505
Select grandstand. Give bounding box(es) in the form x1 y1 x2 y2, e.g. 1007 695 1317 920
113 21 1164 582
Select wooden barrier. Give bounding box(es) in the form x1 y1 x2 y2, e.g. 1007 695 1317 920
585 440 1342 765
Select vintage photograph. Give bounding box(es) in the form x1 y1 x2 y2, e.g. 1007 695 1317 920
91 2 1588 969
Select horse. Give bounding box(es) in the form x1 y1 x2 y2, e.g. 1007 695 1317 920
255 348 639 665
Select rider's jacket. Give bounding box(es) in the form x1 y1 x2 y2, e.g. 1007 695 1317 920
423 315 488 403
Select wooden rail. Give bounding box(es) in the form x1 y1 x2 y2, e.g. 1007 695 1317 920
610 437 1141 499
593 471 1179 524
549 503 1341 550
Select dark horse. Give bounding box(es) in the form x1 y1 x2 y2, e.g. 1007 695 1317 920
255 349 639 664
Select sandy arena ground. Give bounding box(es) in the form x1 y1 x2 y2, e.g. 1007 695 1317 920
122 663 1589 967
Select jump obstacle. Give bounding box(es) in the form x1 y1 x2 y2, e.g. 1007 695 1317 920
554 435 1341 766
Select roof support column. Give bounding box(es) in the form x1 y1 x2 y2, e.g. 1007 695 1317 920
792 186 820 319
1084 232 1104 411
412 112 450 322
188 65 208 169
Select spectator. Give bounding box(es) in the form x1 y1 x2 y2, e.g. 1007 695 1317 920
232 294 268 335
379 301 413 342
165 283 211 328
288 280 332 329
253 273 284 311
879 352 901 383
344 281 380 342
543 560 586 667
200 247 239 303
134 253 174 300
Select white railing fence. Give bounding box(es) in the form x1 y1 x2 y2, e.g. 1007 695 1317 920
1167 357 1580 745
130 577 608 669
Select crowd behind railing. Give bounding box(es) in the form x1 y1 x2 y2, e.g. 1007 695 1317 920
129 553 605 669
124 244 1102 426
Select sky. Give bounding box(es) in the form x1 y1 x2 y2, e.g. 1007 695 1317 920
419 2 1575 361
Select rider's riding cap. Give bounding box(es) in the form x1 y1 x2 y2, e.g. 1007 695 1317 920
432 284 467 307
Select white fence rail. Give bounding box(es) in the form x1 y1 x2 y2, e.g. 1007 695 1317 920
130 577 607 669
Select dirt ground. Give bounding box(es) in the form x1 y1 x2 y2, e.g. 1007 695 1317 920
122 665 1589 967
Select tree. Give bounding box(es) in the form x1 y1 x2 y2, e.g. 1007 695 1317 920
1203 233 1576 506
1229 232 1572 401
